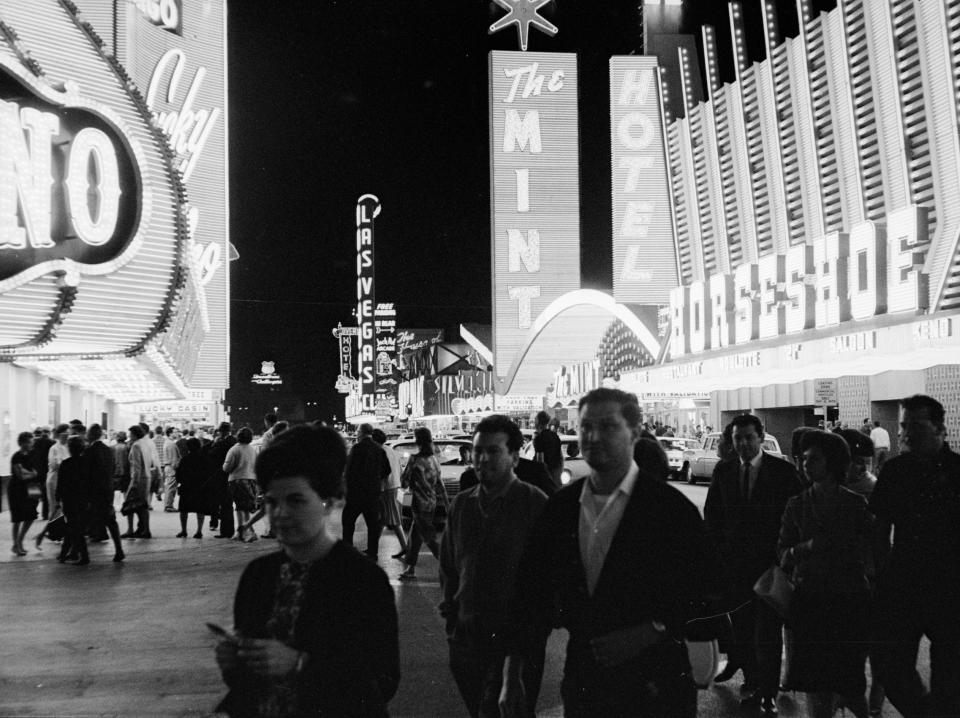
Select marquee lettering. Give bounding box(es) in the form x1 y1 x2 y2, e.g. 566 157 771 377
669 207 929 357
0 100 122 251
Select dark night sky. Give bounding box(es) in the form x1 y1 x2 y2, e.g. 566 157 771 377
224 0 836 422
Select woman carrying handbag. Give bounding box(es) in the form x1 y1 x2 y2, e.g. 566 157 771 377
777 430 873 718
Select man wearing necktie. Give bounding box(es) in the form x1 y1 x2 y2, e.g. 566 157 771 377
704 414 803 716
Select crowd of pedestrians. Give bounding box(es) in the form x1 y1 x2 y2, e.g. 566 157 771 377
7 392 956 717
202 390 958 718
5 413 295 564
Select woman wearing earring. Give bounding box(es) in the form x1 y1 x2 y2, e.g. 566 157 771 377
213 425 399 717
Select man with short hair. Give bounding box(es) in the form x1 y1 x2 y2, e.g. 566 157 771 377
441 415 548 718
501 388 722 717
162 426 181 512
704 414 803 715
870 420 891 472
342 423 391 559
532 410 562 489
83 424 125 562
870 394 960 717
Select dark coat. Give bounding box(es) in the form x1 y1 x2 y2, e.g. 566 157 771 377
217 543 400 717
345 437 391 507
514 474 724 675
83 441 115 508
704 452 804 595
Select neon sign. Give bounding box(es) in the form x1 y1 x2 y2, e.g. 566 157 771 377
670 206 930 357
0 76 142 288
490 51 580 375
356 194 381 413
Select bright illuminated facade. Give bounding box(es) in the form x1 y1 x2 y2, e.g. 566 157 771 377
633 0 960 448
0 0 227 465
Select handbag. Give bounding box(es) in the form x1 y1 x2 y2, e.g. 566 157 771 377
753 565 795 621
121 496 146 517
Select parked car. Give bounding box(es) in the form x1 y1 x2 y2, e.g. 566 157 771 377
681 432 784 485
387 438 473 529
657 437 699 480
519 434 591 486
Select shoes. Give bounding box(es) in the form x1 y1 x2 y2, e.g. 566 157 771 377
34 535 43 550
193 532 203 539
714 663 740 683
137 532 152 539
760 696 778 715
176 531 187 538
214 534 232 539
164 507 178 513
76 557 90 566
65 552 80 561
391 551 407 560
398 567 416 580
120 531 135 539
11 545 27 556
243 533 259 543
740 692 761 708
113 551 125 562
260 532 276 539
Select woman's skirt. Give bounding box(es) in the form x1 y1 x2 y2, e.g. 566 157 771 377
229 479 259 512
784 587 869 694
7 479 39 522
379 488 402 528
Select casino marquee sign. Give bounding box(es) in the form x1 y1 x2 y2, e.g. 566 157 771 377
0 0 190 361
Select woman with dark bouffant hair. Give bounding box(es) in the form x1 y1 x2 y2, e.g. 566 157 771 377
398 427 447 580
214 425 399 717
778 429 872 718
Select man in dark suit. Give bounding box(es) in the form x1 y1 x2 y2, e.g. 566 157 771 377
342 423 391 559
83 424 125 562
500 388 722 717
704 414 802 715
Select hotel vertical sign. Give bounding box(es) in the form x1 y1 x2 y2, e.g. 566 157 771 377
610 56 677 304
489 51 580 377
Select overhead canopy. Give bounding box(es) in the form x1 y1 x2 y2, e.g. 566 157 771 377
463 290 662 396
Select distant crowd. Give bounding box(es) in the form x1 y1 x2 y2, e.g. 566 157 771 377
5 414 295 563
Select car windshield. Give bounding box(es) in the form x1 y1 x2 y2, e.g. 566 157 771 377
659 439 688 450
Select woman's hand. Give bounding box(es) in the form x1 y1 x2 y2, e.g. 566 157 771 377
236 639 302 678
214 638 241 675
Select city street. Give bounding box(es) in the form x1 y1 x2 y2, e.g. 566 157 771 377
0 482 920 717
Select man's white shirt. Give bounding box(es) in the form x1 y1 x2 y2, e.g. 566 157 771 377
579 462 639 595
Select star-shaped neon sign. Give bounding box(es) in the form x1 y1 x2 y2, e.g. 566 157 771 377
489 0 558 52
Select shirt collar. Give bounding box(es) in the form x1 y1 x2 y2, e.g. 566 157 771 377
741 451 763 472
579 461 640 505
479 474 517 503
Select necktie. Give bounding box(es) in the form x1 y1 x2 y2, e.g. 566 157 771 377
742 463 751 501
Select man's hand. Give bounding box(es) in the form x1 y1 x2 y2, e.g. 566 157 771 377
236 639 302 678
498 656 527 718
589 621 664 667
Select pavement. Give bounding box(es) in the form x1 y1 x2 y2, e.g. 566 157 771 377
0 484 917 717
